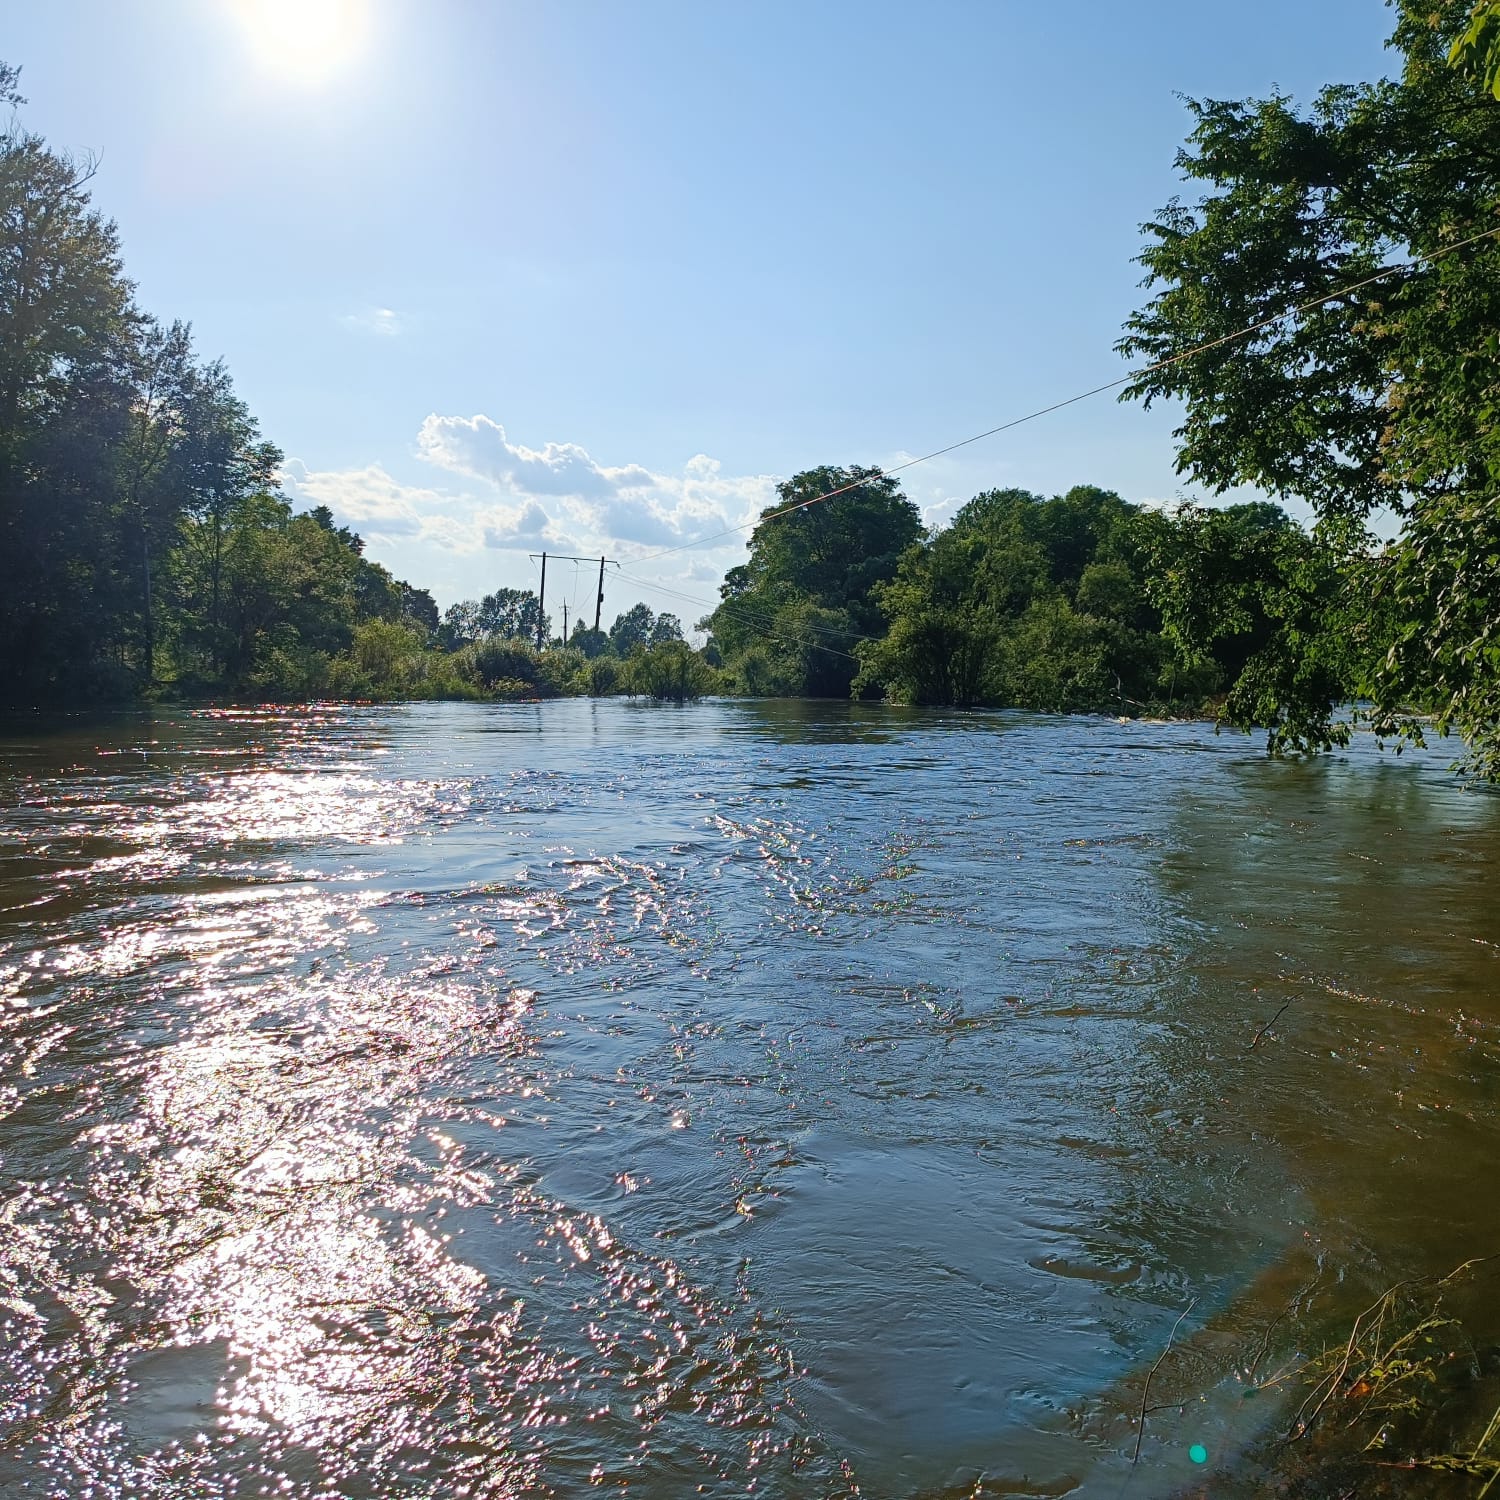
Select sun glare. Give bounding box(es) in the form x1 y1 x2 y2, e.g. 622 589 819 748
231 0 371 84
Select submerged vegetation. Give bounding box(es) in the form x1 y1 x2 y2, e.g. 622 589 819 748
1258 1261 1500 1498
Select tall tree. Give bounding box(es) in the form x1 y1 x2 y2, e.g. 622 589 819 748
1117 1 1500 771
608 602 657 655
166 355 282 676
476 586 546 641
0 75 140 697
708 466 922 696
854 486 1173 712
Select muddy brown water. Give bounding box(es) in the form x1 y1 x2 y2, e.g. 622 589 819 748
0 700 1497 1498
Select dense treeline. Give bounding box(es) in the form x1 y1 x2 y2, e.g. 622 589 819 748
10 0 1500 778
0 64 711 708
701 469 1363 750
0 62 441 703
704 0 1500 776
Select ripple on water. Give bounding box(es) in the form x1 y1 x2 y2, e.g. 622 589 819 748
1 702 1499 1497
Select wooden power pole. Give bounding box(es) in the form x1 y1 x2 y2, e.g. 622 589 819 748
532 553 614 641
536 552 547 648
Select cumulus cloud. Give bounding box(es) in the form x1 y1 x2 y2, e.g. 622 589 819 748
418 414 651 499
416 415 777 556
282 459 438 540
481 499 559 551
283 417 780 573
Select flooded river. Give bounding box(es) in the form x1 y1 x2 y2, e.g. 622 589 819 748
1 701 1497 1498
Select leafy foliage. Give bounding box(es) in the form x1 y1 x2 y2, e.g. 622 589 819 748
707 467 922 697
854 486 1175 714
625 639 719 702
0 72 442 705
1451 0 1500 98
1118 1 1500 772
1142 504 1362 753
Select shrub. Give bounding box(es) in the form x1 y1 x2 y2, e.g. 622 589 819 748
585 657 622 696
473 637 541 689
626 641 718 702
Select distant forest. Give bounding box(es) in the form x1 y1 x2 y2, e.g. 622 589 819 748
7 9 1500 777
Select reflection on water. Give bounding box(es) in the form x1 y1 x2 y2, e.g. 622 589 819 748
0 701 1497 1497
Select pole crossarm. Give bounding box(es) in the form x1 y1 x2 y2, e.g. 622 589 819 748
526 555 618 641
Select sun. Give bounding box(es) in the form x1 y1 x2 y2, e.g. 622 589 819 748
230 0 371 84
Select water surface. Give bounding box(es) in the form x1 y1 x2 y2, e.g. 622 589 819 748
1 700 1497 1497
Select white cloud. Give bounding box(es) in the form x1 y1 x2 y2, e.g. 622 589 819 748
415 415 778 558
341 306 403 337
281 459 437 539
281 418 783 596
481 499 562 551
418 414 649 499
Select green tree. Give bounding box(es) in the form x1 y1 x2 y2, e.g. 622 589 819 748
1143 503 1360 752
162 350 282 679
852 530 1009 706
569 622 609 657
0 74 141 699
608 602 657 655
440 599 482 648
1118 2 1500 770
648 610 683 645
0 64 449 706
626 639 718 702
708 466 922 696
1451 0 1500 97
476 586 546 641
398 583 439 635
855 485 1170 712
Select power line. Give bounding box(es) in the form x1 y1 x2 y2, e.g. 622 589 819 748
611 565 861 644
625 223 1500 568
610 566 864 661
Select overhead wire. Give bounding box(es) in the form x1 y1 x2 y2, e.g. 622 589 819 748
624 222 1500 570
609 565 856 641
588 225 1500 671
568 558 584 639
614 225 1500 665
609 565 864 661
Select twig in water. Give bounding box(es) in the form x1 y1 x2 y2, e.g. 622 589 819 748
1291 1279 1419 1437
1247 1300 1296 1384
1249 999 1294 1050
1133 1298 1198 1466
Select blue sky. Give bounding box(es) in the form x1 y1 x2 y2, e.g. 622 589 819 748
6 1 1396 622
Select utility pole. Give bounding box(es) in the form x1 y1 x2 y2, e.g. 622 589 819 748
536 551 547 648
533 554 615 639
